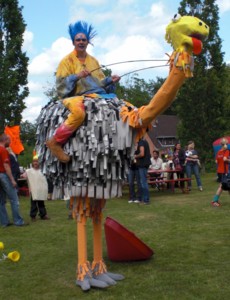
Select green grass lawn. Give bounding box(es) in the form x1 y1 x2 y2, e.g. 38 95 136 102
1 173 230 300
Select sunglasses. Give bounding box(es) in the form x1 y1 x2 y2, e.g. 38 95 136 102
75 38 87 42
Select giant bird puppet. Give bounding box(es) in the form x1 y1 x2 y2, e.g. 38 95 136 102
36 14 209 291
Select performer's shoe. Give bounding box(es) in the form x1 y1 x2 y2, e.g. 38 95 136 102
93 273 117 286
104 272 125 281
76 276 109 291
46 137 70 163
92 272 125 288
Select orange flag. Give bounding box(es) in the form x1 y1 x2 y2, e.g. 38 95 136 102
4 125 24 155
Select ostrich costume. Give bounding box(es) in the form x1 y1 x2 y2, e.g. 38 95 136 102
36 16 209 291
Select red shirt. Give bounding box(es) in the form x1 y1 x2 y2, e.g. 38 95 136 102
0 146 10 172
216 148 229 174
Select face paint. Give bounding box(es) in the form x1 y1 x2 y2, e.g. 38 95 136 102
74 33 88 42
74 33 88 53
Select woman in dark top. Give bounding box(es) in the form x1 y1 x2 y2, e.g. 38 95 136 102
173 142 186 189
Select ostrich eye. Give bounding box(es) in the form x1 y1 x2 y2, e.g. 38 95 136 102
172 13 181 22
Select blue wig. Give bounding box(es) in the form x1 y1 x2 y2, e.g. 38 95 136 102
68 21 97 44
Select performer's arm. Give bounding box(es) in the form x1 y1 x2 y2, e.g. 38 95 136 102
101 75 120 94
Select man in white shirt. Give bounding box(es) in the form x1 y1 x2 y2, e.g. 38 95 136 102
150 150 163 171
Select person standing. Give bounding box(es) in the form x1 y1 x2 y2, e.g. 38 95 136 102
173 142 186 189
22 156 50 221
6 147 21 182
0 133 26 227
185 141 203 191
127 154 141 203
212 138 230 207
134 138 151 204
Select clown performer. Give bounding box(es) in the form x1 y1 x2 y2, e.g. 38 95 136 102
46 21 120 163
36 15 209 291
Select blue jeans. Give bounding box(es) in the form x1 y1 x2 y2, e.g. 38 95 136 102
186 163 202 188
128 168 141 201
138 167 150 203
0 173 24 226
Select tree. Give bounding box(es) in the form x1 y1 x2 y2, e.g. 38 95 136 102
0 0 29 132
174 0 228 167
224 64 230 135
16 120 37 168
20 120 37 146
119 75 151 107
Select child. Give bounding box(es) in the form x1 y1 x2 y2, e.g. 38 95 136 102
21 156 50 221
212 138 230 207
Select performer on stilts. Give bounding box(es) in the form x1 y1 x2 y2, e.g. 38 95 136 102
36 15 209 291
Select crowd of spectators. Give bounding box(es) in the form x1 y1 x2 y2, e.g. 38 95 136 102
127 139 204 204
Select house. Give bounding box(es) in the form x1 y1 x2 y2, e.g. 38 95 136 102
145 115 179 155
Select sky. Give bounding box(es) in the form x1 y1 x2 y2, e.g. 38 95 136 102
18 0 230 123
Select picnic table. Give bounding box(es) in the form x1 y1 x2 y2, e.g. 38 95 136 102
147 169 191 193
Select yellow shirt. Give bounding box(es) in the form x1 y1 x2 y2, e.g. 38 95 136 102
56 50 106 98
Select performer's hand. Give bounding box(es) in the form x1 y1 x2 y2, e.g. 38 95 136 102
111 75 120 83
78 69 91 79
